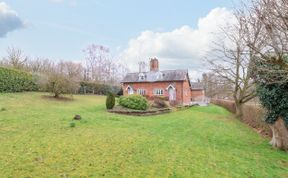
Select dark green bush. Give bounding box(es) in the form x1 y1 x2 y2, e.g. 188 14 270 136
106 92 115 109
257 83 288 125
119 95 148 110
0 67 37 92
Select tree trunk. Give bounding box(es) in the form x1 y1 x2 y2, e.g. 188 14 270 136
54 93 59 98
269 117 288 151
235 102 243 118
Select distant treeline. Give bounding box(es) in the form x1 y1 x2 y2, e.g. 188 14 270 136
79 82 122 95
0 66 122 95
0 45 127 97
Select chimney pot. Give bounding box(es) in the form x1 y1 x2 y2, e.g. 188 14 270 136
150 58 159 72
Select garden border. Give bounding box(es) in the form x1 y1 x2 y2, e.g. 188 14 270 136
107 107 172 116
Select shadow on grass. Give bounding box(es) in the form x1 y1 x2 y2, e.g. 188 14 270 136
41 95 75 102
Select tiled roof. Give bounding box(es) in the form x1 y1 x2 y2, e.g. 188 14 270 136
121 69 188 83
190 82 204 90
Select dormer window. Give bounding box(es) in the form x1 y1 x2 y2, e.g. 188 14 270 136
139 73 145 81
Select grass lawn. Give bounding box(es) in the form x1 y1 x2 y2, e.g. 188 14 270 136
0 92 287 177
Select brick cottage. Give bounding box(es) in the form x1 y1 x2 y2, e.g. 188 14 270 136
121 58 205 105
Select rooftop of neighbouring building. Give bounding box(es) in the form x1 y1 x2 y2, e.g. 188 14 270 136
190 82 204 90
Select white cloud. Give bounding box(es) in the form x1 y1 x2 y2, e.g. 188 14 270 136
119 7 235 80
0 2 25 37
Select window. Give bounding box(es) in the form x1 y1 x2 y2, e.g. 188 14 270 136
137 88 146 95
153 89 164 96
138 73 145 81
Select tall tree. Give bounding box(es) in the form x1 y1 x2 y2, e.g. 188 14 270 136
246 0 288 150
83 44 129 85
202 72 233 99
1 47 28 70
207 11 257 117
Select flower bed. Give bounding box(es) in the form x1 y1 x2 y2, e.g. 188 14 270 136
107 105 171 116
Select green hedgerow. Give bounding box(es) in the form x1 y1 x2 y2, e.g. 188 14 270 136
0 67 37 93
119 94 148 110
106 92 115 109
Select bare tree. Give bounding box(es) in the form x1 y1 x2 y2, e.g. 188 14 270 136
59 61 83 80
26 57 55 74
244 0 288 150
2 47 28 69
207 12 257 117
83 44 129 85
202 72 234 99
247 0 288 84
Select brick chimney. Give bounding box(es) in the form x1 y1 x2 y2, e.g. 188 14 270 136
150 57 159 72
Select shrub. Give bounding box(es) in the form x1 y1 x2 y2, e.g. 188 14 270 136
106 93 115 109
43 72 78 98
152 97 169 108
242 104 271 137
145 95 169 101
0 67 37 92
211 99 236 113
119 95 148 110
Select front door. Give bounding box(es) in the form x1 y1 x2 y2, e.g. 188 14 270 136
128 87 134 95
168 87 176 101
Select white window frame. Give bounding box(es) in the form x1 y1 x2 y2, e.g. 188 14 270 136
153 89 164 96
137 88 146 95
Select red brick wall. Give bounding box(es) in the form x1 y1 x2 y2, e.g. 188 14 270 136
122 81 185 104
182 79 192 105
191 90 205 101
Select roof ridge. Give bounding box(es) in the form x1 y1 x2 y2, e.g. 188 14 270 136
126 69 188 74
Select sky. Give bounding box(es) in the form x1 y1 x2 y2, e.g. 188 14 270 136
0 0 236 79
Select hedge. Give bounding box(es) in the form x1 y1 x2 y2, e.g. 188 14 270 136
210 99 236 113
0 67 37 92
79 81 121 95
211 99 271 137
